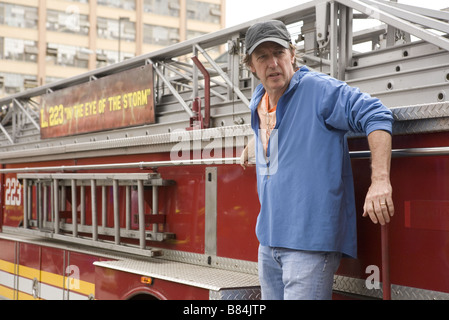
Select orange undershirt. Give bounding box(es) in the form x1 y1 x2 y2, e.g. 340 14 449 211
257 92 277 153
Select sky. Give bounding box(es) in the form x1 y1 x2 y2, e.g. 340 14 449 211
225 0 449 27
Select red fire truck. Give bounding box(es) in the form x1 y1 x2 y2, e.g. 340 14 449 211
0 0 449 301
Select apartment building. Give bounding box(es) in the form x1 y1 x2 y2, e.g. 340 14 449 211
0 0 226 98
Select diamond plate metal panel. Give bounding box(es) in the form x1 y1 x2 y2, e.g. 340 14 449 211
161 249 259 275
393 118 449 135
334 275 449 300
210 288 261 300
94 257 260 292
391 102 449 121
334 275 383 299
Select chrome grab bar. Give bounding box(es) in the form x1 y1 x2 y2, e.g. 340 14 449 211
2 146 449 174
351 146 449 159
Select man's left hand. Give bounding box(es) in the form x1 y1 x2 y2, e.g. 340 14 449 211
362 179 394 225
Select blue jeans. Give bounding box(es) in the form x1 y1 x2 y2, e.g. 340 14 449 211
258 245 342 300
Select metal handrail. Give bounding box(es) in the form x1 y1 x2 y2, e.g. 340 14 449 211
2 145 449 174
351 146 449 159
0 157 241 174
337 0 449 51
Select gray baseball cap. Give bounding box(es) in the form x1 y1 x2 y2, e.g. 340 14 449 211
245 20 291 55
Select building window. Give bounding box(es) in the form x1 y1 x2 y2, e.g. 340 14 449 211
97 0 136 10
95 49 134 68
143 0 180 17
0 38 38 63
187 30 206 40
46 76 65 85
187 0 221 24
143 24 179 46
47 9 90 35
0 3 38 29
0 72 37 95
46 43 90 69
97 17 136 42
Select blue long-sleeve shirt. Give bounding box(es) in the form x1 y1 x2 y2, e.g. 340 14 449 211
250 66 394 258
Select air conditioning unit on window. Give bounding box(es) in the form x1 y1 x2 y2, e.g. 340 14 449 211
24 78 38 89
46 47 58 56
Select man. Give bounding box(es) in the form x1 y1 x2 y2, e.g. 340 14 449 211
240 20 394 300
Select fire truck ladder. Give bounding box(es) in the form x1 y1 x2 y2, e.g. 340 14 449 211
15 172 175 257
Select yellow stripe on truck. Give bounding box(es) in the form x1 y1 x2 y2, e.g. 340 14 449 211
0 259 94 299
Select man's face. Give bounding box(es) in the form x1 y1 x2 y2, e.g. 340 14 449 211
249 42 295 95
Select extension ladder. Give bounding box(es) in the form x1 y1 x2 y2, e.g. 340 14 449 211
15 172 175 257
